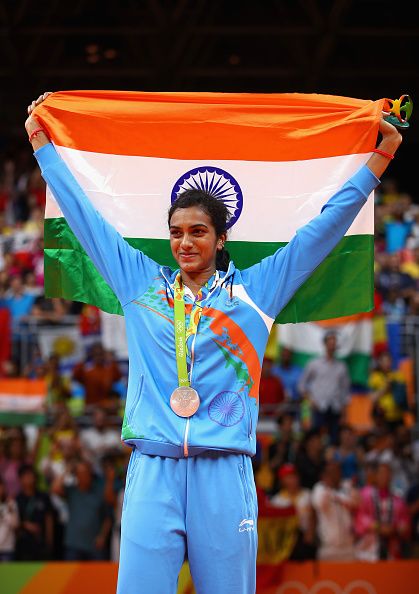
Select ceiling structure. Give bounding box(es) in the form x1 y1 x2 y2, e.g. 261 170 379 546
1 0 418 189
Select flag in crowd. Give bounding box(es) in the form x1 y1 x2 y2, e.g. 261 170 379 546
0 379 47 426
34 90 383 323
278 313 373 386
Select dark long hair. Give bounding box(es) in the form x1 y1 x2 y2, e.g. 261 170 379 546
168 189 231 271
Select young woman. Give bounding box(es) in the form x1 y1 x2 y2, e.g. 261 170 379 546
25 92 402 594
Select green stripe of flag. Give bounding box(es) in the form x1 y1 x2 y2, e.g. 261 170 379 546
0 412 46 426
44 218 373 324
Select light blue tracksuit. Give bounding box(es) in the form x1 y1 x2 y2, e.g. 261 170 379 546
35 143 379 593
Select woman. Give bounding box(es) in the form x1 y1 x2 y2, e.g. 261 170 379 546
368 350 408 430
270 463 316 560
26 92 402 594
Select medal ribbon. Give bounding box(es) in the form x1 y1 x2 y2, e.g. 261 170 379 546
173 274 204 388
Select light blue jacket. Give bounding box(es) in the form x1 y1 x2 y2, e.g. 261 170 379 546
35 143 379 458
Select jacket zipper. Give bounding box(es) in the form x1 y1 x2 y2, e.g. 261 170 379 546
180 276 221 458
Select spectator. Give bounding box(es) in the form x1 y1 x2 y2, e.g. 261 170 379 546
376 252 415 305
270 463 316 560
49 407 79 453
381 288 407 321
406 480 419 559
406 214 419 250
272 346 303 406
295 429 325 490
44 354 72 410
53 460 113 561
298 331 350 445
259 356 285 417
312 460 359 561
39 435 80 560
15 464 54 560
0 274 36 370
22 344 46 379
30 296 69 325
268 414 301 492
362 429 413 495
0 476 19 561
401 243 419 279
103 453 128 563
368 351 408 430
23 270 43 297
79 407 124 474
1 431 30 498
384 203 412 254
72 342 122 406
327 425 362 485
354 462 410 561
0 274 35 332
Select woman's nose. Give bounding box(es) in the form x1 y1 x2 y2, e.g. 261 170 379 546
180 234 193 248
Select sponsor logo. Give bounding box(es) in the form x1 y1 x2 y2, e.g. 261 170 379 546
239 518 255 532
171 166 243 229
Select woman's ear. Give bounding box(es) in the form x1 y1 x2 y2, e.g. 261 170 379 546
218 232 227 249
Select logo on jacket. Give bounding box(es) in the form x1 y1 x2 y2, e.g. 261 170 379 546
239 518 254 532
208 391 245 427
171 166 243 229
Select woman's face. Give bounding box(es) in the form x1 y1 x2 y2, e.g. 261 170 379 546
169 206 223 275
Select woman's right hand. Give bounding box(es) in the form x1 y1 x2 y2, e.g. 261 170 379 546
25 91 53 135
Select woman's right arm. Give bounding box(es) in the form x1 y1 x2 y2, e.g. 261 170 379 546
25 95 160 306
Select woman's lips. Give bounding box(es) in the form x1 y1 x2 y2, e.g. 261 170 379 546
179 253 197 260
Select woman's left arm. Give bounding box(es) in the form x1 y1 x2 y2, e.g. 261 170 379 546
366 117 403 178
241 118 402 320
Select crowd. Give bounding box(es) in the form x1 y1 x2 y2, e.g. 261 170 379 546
0 144 419 563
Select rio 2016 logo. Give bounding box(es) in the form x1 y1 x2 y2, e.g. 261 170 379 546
276 580 376 594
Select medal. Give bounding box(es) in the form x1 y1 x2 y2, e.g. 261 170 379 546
170 386 200 417
170 274 204 418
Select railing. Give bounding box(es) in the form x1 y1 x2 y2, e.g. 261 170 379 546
13 314 419 433
14 314 81 372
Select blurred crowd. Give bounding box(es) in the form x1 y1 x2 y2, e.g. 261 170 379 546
1 146 419 563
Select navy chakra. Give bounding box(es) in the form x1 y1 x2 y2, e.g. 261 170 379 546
208 391 245 427
171 167 243 229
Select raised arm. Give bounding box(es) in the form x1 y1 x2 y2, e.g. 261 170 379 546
25 93 160 307
241 117 403 319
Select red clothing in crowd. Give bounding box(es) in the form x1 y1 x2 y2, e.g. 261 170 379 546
72 360 122 406
259 373 285 415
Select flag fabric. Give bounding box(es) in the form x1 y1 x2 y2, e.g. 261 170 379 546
34 91 383 323
99 310 128 360
0 379 47 425
278 313 373 386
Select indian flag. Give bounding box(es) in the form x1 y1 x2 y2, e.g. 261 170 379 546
278 313 373 386
0 379 47 425
34 91 383 323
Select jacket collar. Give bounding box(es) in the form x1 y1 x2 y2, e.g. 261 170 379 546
160 261 236 298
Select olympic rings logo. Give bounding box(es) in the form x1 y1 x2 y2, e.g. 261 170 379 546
276 580 376 594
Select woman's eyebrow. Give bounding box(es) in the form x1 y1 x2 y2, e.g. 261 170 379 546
169 223 209 229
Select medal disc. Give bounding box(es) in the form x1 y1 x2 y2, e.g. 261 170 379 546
170 387 200 417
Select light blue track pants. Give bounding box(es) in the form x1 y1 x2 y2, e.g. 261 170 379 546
116 449 258 594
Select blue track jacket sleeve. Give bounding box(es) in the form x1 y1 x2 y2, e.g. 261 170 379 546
240 165 379 319
35 143 160 307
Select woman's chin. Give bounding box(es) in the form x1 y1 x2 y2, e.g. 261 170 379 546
179 261 199 272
